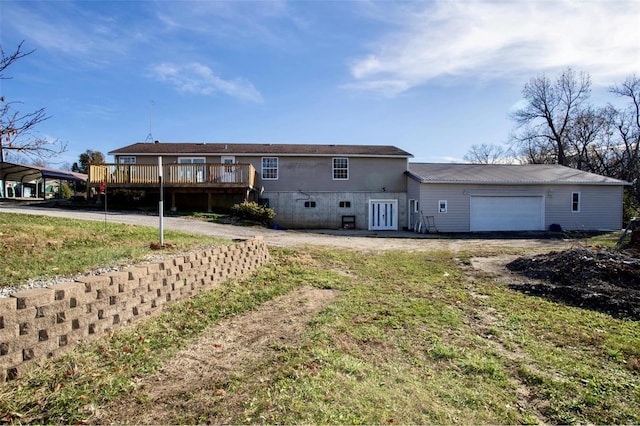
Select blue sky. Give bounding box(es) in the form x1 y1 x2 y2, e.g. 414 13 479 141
1 0 639 167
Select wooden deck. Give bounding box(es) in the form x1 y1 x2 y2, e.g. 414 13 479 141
89 163 257 189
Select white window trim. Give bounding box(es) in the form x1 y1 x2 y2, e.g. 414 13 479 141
332 157 349 180
261 157 279 180
438 200 448 213
118 156 136 164
178 157 206 163
571 192 581 213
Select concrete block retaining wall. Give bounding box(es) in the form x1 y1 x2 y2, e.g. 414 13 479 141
0 237 270 382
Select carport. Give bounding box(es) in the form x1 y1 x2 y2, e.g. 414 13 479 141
0 161 87 199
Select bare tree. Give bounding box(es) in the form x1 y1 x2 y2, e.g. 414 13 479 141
0 42 66 164
463 143 511 164
510 68 591 166
565 106 608 171
605 76 640 208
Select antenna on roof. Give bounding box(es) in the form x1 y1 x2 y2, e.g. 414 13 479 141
144 100 155 142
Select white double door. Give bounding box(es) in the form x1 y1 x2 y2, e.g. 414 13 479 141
369 199 398 230
220 156 236 182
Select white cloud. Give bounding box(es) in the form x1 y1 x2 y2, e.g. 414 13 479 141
348 0 640 95
2 2 138 68
151 62 264 103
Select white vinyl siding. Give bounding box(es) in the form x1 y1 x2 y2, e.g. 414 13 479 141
547 186 622 230
415 183 624 232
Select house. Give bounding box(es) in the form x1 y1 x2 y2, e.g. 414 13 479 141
406 163 629 232
101 142 413 230
98 142 628 232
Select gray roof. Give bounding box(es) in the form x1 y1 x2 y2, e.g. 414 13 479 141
109 142 413 158
0 161 87 183
407 163 629 185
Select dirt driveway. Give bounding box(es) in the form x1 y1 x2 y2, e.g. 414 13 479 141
0 204 575 253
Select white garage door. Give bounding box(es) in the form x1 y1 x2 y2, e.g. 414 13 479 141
470 196 544 231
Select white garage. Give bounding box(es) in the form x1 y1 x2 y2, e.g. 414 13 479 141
470 196 544 231
406 163 628 233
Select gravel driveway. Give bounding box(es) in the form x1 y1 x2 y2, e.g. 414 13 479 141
0 204 574 252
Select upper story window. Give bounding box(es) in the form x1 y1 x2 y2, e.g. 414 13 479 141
333 158 349 180
178 157 205 164
178 157 205 182
571 192 581 212
262 157 278 180
118 156 136 164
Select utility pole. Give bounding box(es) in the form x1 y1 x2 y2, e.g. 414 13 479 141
158 156 164 246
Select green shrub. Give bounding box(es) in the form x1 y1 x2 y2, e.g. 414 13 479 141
230 201 276 225
60 183 74 199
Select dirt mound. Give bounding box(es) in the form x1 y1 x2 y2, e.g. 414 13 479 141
506 248 640 320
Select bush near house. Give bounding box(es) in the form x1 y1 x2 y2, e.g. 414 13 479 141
231 201 276 225
59 183 74 199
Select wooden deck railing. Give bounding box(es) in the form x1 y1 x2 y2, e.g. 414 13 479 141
89 163 257 188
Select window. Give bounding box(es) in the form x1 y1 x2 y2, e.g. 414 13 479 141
118 156 136 164
262 157 278 180
178 157 205 164
438 200 448 213
333 158 349 180
178 157 206 182
571 192 581 212
339 201 351 208
304 201 316 208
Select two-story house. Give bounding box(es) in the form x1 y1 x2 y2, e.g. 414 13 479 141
94 141 629 232
99 142 413 230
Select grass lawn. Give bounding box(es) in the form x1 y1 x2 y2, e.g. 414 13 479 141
0 213 638 424
0 212 232 288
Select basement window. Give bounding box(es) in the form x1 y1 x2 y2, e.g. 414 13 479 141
339 201 351 208
304 201 316 208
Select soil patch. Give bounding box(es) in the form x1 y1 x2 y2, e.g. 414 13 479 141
505 248 640 320
93 286 340 425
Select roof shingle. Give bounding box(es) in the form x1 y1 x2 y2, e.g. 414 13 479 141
109 142 413 157
407 163 629 185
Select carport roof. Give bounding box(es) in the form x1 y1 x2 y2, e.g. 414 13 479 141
0 161 87 183
407 163 630 185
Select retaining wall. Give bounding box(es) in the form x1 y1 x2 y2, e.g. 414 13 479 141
0 237 270 381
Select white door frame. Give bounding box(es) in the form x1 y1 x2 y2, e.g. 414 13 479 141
220 156 236 182
369 199 398 231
